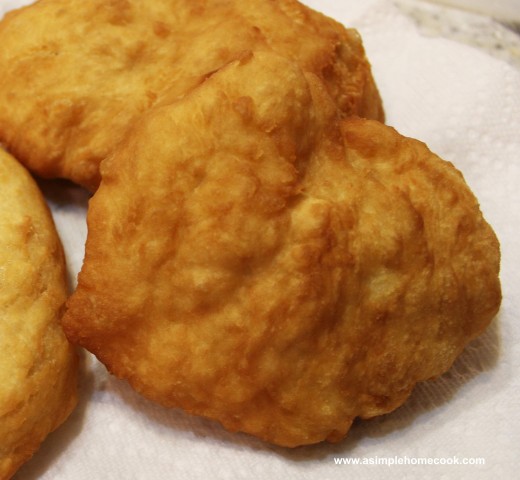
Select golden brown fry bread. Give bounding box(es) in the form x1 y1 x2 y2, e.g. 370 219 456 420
0 149 77 479
0 0 383 191
63 52 500 447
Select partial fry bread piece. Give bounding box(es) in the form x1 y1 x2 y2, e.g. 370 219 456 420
0 149 78 479
63 53 500 447
0 0 383 190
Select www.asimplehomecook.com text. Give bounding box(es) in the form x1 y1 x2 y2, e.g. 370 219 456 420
334 456 486 466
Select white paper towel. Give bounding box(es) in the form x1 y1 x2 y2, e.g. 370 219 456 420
2 1 519 479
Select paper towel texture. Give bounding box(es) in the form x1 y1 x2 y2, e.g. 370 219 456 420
1 0 518 479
